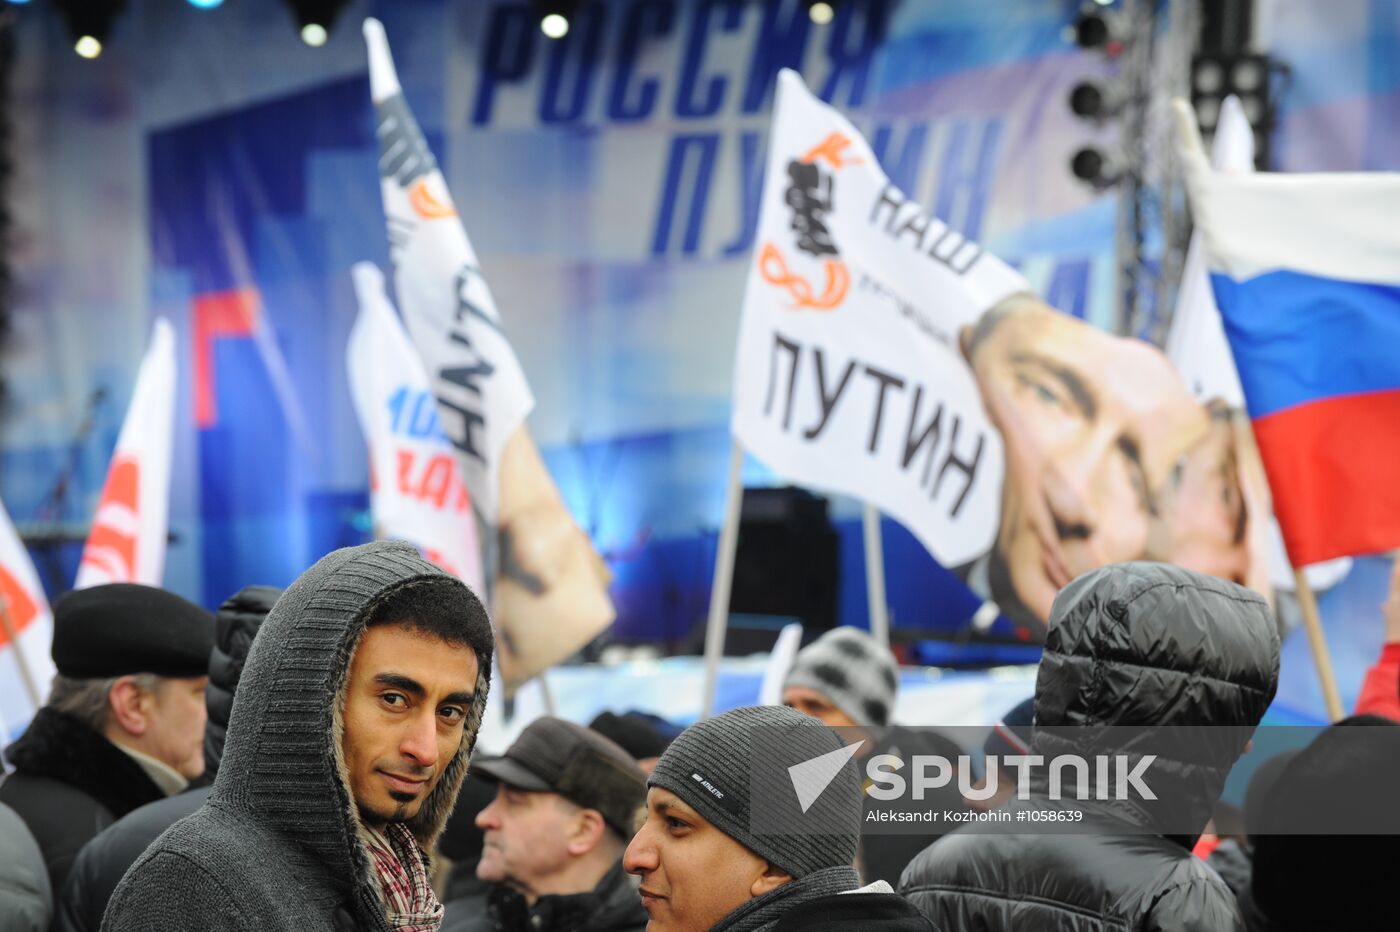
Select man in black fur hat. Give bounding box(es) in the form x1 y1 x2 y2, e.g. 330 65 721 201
0 583 215 893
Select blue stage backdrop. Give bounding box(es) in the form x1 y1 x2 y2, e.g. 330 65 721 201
2 0 1398 719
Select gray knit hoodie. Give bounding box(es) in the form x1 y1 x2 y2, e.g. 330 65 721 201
101 541 494 932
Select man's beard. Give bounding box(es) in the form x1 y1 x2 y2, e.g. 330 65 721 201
362 796 415 826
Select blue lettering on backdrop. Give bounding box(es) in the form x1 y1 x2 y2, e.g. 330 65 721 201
721 130 766 257
473 5 535 126
651 133 720 256
869 123 930 198
472 0 890 128
931 119 1003 242
541 2 609 124
741 0 811 114
608 0 675 122
676 0 744 119
816 0 887 109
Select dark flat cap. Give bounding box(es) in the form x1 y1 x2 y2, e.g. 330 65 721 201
473 716 645 837
589 710 674 761
52 583 216 678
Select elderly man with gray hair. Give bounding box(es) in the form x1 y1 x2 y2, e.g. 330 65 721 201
0 584 215 894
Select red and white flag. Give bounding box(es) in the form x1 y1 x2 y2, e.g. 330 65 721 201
75 319 177 588
348 262 486 594
0 496 56 732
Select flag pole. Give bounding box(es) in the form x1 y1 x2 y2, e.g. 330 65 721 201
0 595 42 711
1292 567 1344 722
861 504 891 648
534 669 556 717
701 441 745 720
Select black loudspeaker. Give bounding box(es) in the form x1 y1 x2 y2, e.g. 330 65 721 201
725 486 838 646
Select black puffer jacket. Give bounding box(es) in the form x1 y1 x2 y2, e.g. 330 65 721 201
443 861 646 932
203 585 281 777
900 563 1279 932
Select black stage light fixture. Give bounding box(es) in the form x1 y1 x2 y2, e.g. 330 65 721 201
1070 145 1123 188
1191 51 1285 168
1073 3 1125 57
1067 78 1125 121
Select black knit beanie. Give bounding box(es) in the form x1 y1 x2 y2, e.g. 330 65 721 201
648 705 862 878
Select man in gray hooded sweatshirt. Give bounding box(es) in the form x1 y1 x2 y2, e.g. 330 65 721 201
102 540 495 932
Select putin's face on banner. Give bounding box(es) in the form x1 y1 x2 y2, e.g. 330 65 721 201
963 296 1210 631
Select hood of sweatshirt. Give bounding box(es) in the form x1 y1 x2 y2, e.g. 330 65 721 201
211 540 494 914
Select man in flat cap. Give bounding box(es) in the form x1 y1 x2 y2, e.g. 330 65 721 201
0 583 215 893
445 716 648 932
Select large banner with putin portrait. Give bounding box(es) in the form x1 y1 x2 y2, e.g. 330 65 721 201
735 72 1272 642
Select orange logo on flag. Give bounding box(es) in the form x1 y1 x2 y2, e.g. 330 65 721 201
0 564 38 649
409 179 457 219
757 132 861 312
801 132 863 170
758 242 850 310
81 455 141 582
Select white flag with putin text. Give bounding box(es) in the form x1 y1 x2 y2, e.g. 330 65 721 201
732 70 1027 569
364 19 615 689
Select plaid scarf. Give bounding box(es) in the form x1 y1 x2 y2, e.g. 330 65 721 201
363 822 444 932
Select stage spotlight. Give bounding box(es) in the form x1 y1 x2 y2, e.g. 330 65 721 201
53 0 126 59
807 1 836 25
284 0 350 47
541 13 568 39
187 0 225 9
1070 146 1123 188
536 1 578 40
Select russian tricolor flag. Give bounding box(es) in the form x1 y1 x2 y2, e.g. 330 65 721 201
1176 101 1400 567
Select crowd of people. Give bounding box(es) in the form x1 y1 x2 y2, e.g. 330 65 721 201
1 541 1397 931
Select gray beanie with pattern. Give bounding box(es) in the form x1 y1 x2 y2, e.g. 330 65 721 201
782 626 899 727
648 705 861 878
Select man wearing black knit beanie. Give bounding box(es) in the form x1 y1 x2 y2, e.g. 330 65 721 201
623 705 935 931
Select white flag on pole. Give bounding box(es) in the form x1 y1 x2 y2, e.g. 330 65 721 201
75 318 177 589
364 18 533 529
732 70 1027 568
0 497 55 734
348 262 486 594
1166 95 1254 406
363 19 615 689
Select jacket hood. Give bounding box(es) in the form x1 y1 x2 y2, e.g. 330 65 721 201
1032 562 1279 837
211 541 493 909
204 584 281 778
